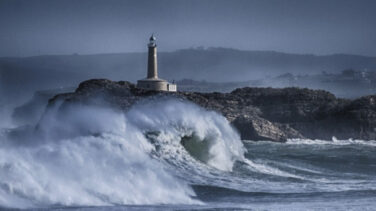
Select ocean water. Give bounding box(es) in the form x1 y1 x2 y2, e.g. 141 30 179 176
0 99 375 210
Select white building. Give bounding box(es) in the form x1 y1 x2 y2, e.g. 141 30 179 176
137 35 177 92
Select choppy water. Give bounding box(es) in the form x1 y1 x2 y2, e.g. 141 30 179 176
0 99 375 210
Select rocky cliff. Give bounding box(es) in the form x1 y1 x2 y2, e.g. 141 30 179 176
47 79 376 142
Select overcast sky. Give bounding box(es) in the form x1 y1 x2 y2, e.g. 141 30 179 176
0 0 375 57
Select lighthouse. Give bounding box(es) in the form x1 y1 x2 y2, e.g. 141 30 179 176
137 35 177 92
147 35 158 79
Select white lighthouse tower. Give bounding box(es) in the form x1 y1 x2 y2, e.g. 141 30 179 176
137 35 177 92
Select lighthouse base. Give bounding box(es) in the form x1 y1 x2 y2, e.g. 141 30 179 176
137 78 176 92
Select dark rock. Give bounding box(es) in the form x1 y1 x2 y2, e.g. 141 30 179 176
43 79 376 142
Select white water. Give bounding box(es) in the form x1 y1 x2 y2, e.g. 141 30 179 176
0 98 246 209
287 137 376 146
2 97 375 210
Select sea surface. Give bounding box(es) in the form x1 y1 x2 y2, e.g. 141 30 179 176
0 99 375 210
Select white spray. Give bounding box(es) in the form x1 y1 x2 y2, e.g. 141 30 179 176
0 98 246 208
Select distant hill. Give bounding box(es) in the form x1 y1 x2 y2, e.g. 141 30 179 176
178 68 376 99
160 48 376 81
1 47 376 102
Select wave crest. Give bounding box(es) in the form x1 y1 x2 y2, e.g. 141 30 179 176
0 98 246 208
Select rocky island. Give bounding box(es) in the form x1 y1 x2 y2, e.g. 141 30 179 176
45 79 376 142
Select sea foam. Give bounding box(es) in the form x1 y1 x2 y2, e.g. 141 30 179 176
0 98 245 208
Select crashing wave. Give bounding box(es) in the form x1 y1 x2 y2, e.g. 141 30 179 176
0 98 245 208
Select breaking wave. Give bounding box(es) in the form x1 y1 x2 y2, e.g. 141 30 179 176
1 97 376 210
0 98 245 209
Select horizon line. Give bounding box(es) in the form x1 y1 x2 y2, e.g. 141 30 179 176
0 47 375 59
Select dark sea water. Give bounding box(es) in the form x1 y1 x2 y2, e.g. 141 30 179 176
1 100 375 210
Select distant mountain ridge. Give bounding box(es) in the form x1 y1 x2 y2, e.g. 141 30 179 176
1 47 376 102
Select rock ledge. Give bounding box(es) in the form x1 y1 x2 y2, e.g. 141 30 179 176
47 79 376 142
